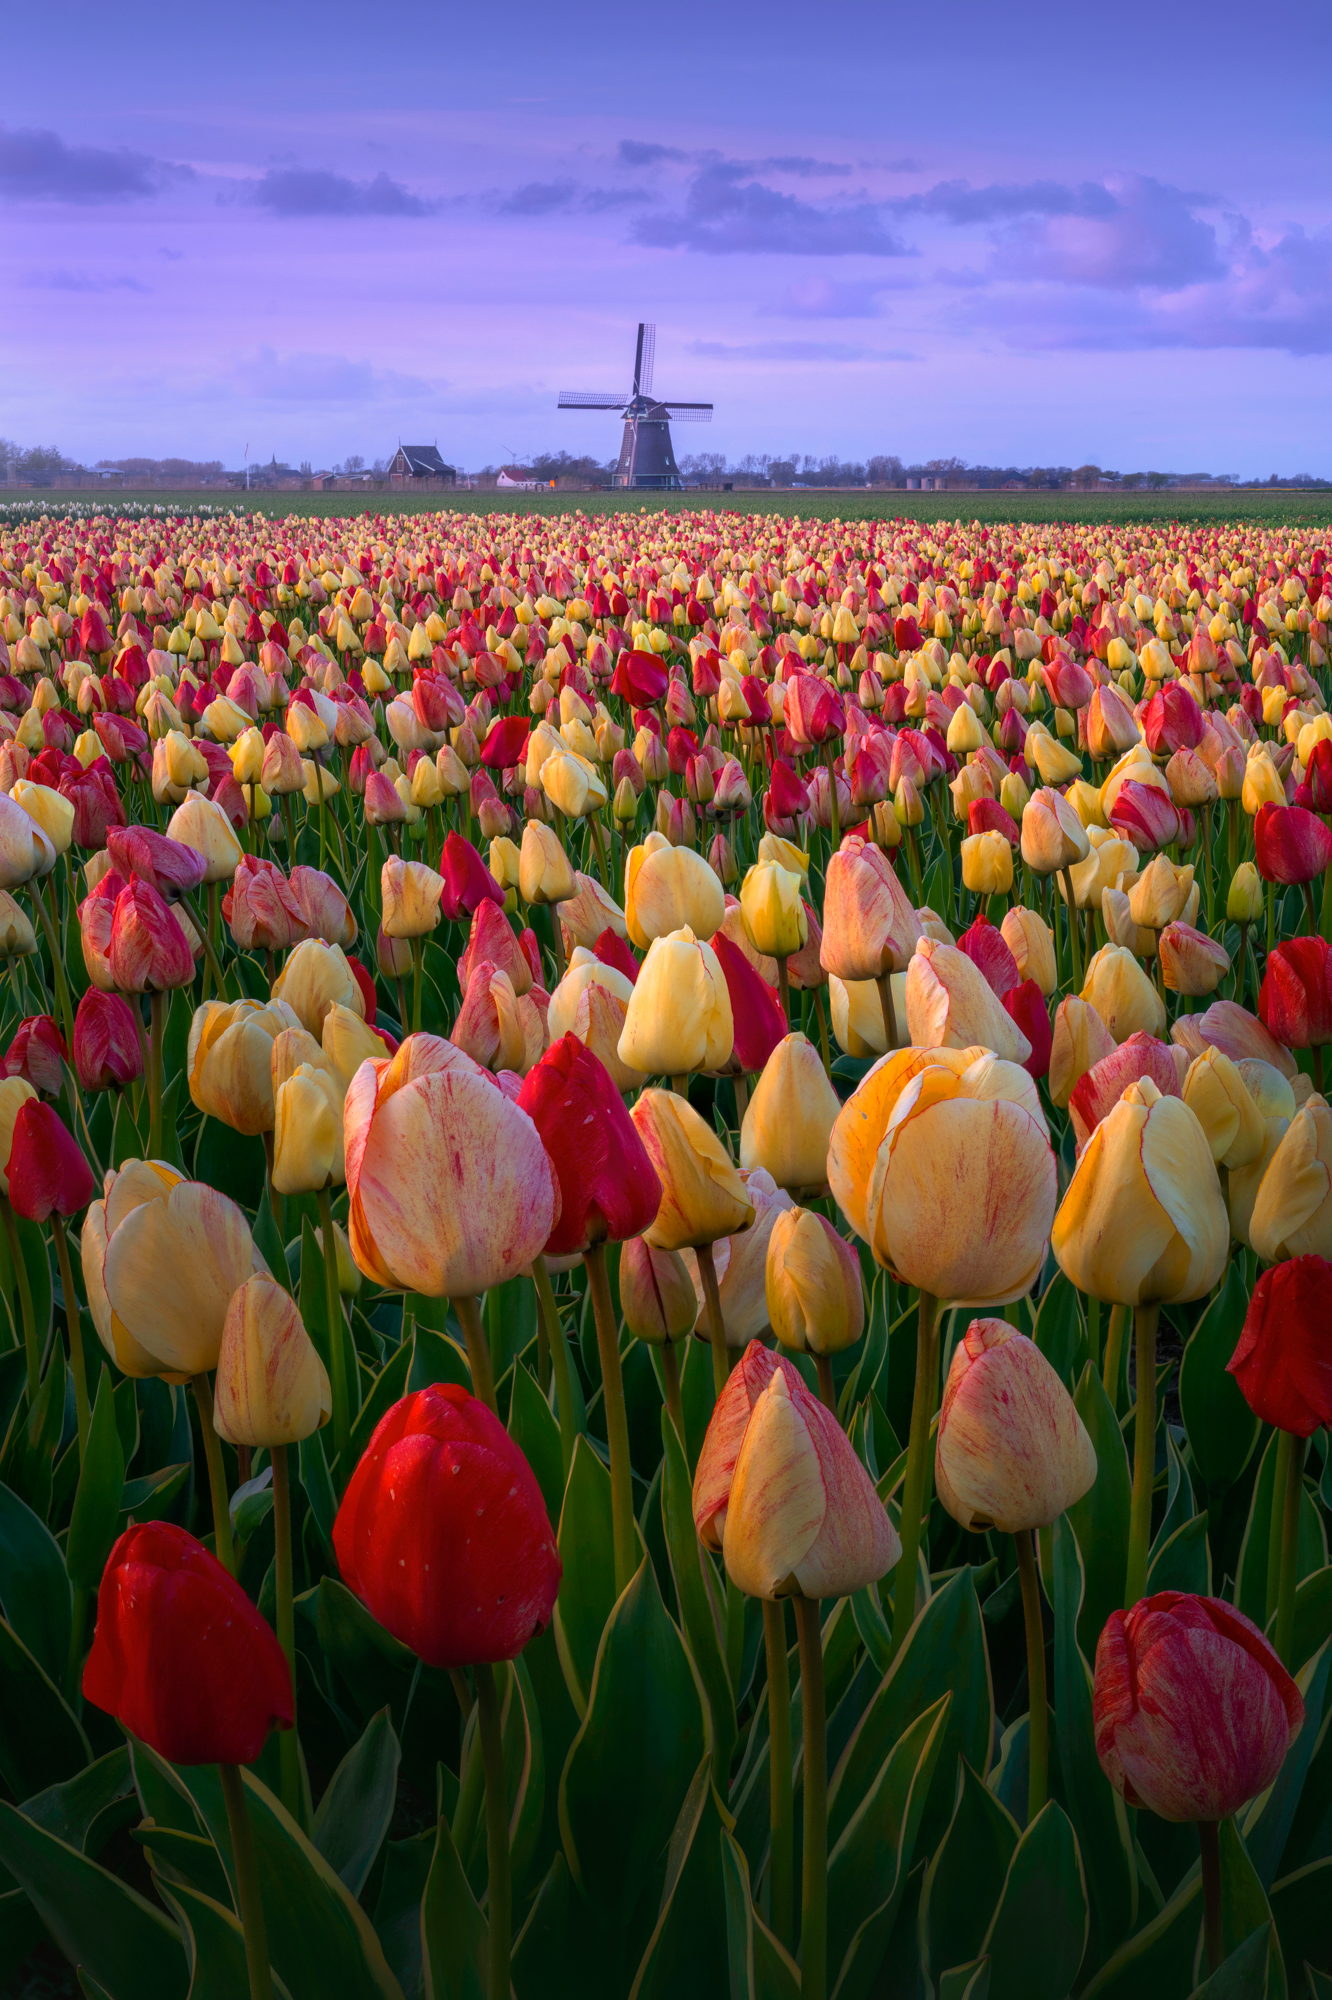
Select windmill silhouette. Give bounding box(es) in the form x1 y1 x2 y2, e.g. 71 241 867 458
558 324 712 490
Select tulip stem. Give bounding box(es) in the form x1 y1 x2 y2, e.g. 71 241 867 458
147 990 164 1160
1275 1431 1306 1669
2 1196 40 1403
410 934 423 1035
1060 869 1083 987
28 884 75 1050
1124 1301 1159 1609
793 1595 827 2000
317 1187 353 1474
1198 1820 1224 1977
812 986 832 1078
49 1215 88 1461
585 1243 636 1599
697 1241 730 1399
532 1254 577 1475
891 1290 939 1660
271 1444 301 1824
183 890 229 996
1014 1529 1048 1825
474 1661 512 2000
762 1598 793 1952
777 955 791 1025
192 1374 236 1578
219 1763 274 2000
454 1291 498 1417
1101 1303 1126 1412
875 970 898 1052
815 1353 837 1418
661 1339 685 1441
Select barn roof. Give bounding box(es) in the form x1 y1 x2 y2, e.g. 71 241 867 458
396 445 455 477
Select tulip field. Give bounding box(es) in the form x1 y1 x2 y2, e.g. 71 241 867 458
1 507 1332 2000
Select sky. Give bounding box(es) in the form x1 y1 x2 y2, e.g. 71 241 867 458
2 0 1330 478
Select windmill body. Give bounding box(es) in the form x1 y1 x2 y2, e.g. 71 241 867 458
558 323 712 490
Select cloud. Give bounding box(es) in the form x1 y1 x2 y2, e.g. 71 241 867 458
0 124 188 204
758 156 853 179
634 163 907 257
902 178 1121 225
618 140 687 167
499 180 578 215
228 346 436 405
688 337 888 362
40 269 149 294
765 277 889 318
244 169 434 217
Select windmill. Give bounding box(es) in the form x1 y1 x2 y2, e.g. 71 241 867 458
558 324 712 490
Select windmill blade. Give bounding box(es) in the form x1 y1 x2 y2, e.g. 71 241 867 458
664 403 713 422
639 323 656 399
557 391 629 409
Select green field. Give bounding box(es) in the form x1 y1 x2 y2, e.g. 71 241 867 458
3 486 1330 530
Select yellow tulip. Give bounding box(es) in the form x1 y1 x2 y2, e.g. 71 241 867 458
756 832 810 881
1227 862 1265 924
1182 1048 1266 1170
212 1275 331 1447
1020 787 1089 876
272 1062 345 1193
187 997 302 1134
1241 748 1286 816
11 781 74 856
0 1076 37 1195
739 860 807 960
739 1032 841 1192
271 939 364 1036
905 937 1031 1064
625 838 725 948
960 830 1014 896
935 1320 1097 1533
1249 1095 1332 1262
1081 943 1167 1043
167 793 243 883
1000 906 1056 995
519 818 577 905
630 1087 754 1250
380 856 445 938
1126 854 1195 931
617 927 733 1076
1227 1061 1296 1249
321 1003 392 1092
765 1206 864 1356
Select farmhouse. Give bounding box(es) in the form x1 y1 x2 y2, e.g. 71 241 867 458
386 445 456 486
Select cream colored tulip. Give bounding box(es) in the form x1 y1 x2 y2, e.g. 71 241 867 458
1081 943 1167 1043
630 1086 755 1250
739 1032 841 1192
618 927 733 1076
905 938 1031 1064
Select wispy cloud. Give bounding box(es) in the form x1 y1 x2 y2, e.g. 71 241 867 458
0 124 190 204
242 168 435 217
635 162 906 257
228 346 437 405
40 268 150 294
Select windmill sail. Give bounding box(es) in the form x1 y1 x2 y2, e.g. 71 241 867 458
557 322 712 489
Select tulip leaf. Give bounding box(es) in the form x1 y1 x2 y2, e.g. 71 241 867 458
297 1432 337 1557
1032 1270 1086 1391
1 1342 65 1523
1235 1434 1328 1631
1265 1570 1332 1677
21 1747 136 1857
407 1320 471 1394
1147 1514 1213 1596
255 1191 292 1294
1209 1818 1285 1999
849 1583 894 1676
978 1801 1088 2000
0 1477 71 1682
455 1658 545 1899
313 1708 400 1899
559 1555 705 1927
552 1436 620 1719
1243 1641 1330 1896
827 1692 951 1999
155 1878 296 2000
1051 1517 1138 1960
1269 1857 1332 1987
0 1212 53 1363
918 1758 1020 1987
939 1961 992 2000
1179 1260 1258 1499
513 1850 634 2000
371 1827 435 2000
139 1749 404 2000
828 1567 992 1860
0 1798 188 2000
420 1766 487 2000
66 1369 127 1591
1154 1428 1198 1555
0 1617 90 1799
313 1578 419 1734
1187 1925 1271 1998
718 1826 801 2000
1066 1361 1131 1659
347 1338 413 1465
628 1760 731 2000
508 1359 564 1527
133 1826 233 1905
0 1885 43 1980
192 1114 267 1211
659 1407 737 1789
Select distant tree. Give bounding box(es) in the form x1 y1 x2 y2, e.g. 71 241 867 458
344 454 366 475
867 455 904 486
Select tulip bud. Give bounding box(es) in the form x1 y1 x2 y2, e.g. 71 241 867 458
73 989 143 1092
1226 861 1264 924
630 1086 754 1250
381 856 445 939
272 1061 345 1194
619 1236 697 1346
739 1032 841 1193
213 1275 331 1447
960 828 1014 896
519 817 577 905
935 1319 1097 1532
0 890 37 959
618 928 733 1077
765 1206 864 1356
1159 921 1229 997
739 860 807 959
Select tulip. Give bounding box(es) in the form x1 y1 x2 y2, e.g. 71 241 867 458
72 988 142 1092
380 855 445 943
904 937 1031 1065
1081 942 1167 1043
1254 802 1332 898
1020 786 1089 876
107 823 207 904
617 927 733 1080
624 838 725 948
458 897 535 998
1126 853 1195 932
272 1061 344 1194
740 859 807 966
452 960 530 1073
1068 1030 1182 1151
213 1275 330 1449
711 929 788 1077
289 865 357 947
1047 994 1118 1108
955 912 1019 998
519 816 577 910
739 1031 841 1193
960 828 1014 897
4 1013 68 1094
1159 921 1229 997
820 835 918 1047
1259 936 1332 1084
765 1204 864 1401
187 996 300 1135
1249 1095 1332 1262
11 779 74 857
557 870 626 953
225 854 308 954
0 889 36 960
166 792 243 883
1000 905 1056 995
108 877 195 994
1227 861 1265 925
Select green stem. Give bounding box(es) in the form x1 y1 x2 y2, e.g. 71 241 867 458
697 1240 730 1399
532 1254 576 1476
762 1599 793 1952
823 742 840 852
192 1373 236 1578
316 1187 352 1477
585 1243 636 1598
1061 868 1083 987
2 1196 39 1402
455 1291 497 1416
875 969 897 1052
147 990 164 1160
29 882 74 1048
793 1595 827 2000
815 1352 837 1416
1086 1294 1101 1376
1124 1301 1159 1608
1102 1300 1127 1414
271 1445 300 1823
1015 1529 1048 1825
182 890 228 994
474 1662 512 2000
661 1339 685 1441
891 1290 938 1658
219 1763 274 2000
50 1215 88 1460
1265 1428 1291 1630
65 1584 87 1706
1198 1820 1223 1977
813 985 832 1078
410 933 423 1035
1274 1431 1306 1669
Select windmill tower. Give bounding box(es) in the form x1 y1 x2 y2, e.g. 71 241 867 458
558 324 713 490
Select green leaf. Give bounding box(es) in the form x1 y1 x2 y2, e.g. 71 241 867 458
719 1828 801 2000
313 1709 401 1899
193 1114 267 1210
421 1767 487 2000
0 1478 71 1681
508 1359 564 1527
347 1338 413 1465
828 1694 951 2000
628 1761 731 2000
1067 1360 1131 1658
979 1801 1088 2000
1188 1926 1271 1999
21 1747 135 1855
313 1578 418 1732
1236 1435 1327 1630
119 1462 190 1533
1264 1568 1332 1675
133 1826 232 1905
139 1749 404 2000
254 1186 292 1293
0 1617 90 1798
552 1435 619 1719
559 1556 705 1928
298 1431 337 1557
0 1342 65 1525
1081 1871 1201 2000
67 1369 127 1591
1179 1261 1257 1497
828 1568 993 1859
939 1962 992 2000
1270 1857 1332 1986
1032 1270 1086 1390
156 1878 296 2000
1242 1642 1331 1891
660 1407 736 1789
1210 1818 1284 1999
0 1798 187 2000
918 1759 1020 1987
1147 1513 1213 1596
407 1320 471 1394
372 1829 434 2000
1051 1518 1138 1960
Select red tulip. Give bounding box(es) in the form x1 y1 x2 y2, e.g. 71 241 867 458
1227 1255 1332 1436
83 1522 293 1766
1094 1592 1303 1821
956 913 1019 999
711 930 789 1074
1109 779 1180 854
1303 739 1332 814
109 878 196 992
79 603 112 655
457 897 533 995
1142 682 1204 756
73 988 143 1091
593 927 639 985
1044 655 1094 711
611 650 669 707
4 1015 67 1094
1258 935 1332 1047
766 757 810 823
333 1384 560 1669
893 614 923 652
516 1034 661 1255
968 796 1020 846
5 1099 94 1220
439 832 504 922
1069 1030 1181 1152
223 854 309 953
346 953 378 1022
478 715 530 770
60 765 125 849
1003 979 1052 1082
784 672 845 749
107 824 207 902
1253 802 1332 887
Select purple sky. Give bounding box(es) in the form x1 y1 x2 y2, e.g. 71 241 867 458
2 0 1330 476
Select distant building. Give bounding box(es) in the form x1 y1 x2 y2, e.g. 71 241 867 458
387 445 456 485
496 466 542 490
